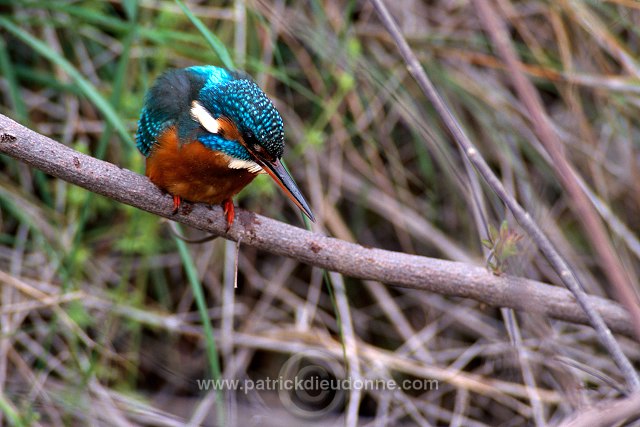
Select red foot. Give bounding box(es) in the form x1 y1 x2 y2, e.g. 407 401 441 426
172 195 181 214
222 198 235 230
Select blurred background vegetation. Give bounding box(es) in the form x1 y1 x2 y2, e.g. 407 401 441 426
1 0 639 425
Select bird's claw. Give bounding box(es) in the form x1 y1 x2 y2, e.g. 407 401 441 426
172 195 181 215
222 198 235 231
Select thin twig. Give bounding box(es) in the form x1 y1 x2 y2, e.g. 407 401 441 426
0 113 635 338
559 392 640 427
368 0 640 392
474 0 640 363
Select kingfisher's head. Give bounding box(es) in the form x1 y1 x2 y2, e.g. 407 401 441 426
137 65 314 222
193 77 285 164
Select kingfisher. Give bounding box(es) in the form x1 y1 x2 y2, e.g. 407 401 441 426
136 65 315 228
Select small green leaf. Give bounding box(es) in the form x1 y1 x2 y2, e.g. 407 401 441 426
122 0 138 21
338 72 355 91
499 219 509 239
66 300 93 328
347 37 362 57
488 223 498 241
484 220 521 274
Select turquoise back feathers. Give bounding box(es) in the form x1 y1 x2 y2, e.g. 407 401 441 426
135 66 285 162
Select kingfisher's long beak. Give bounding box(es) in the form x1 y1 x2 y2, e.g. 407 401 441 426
254 157 315 223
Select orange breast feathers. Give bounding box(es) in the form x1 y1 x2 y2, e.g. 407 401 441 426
145 126 259 205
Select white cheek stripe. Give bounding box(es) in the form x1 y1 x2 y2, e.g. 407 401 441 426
190 101 221 134
191 101 265 174
228 158 264 174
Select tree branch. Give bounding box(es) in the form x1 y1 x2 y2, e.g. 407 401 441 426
369 0 639 391
0 113 635 337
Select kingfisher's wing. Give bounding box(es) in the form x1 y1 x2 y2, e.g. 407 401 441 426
135 66 234 156
136 106 169 156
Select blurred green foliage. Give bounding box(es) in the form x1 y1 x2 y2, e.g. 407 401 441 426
1 0 639 424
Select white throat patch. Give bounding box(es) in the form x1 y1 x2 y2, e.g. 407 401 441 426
228 158 264 174
191 101 264 174
190 101 220 134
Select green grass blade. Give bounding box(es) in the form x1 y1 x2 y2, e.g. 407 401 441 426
0 37 28 123
0 393 26 427
65 9 139 285
174 231 225 426
0 17 134 148
175 0 234 69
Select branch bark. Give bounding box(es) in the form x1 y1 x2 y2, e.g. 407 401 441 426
0 113 635 337
369 0 639 392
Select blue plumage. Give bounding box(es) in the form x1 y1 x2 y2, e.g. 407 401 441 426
135 65 284 161
198 78 284 158
136 106 169 156
136 65 315 224
186 65 232 83
198 133 252 161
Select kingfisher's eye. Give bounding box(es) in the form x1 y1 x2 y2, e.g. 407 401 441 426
253 144 263 153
